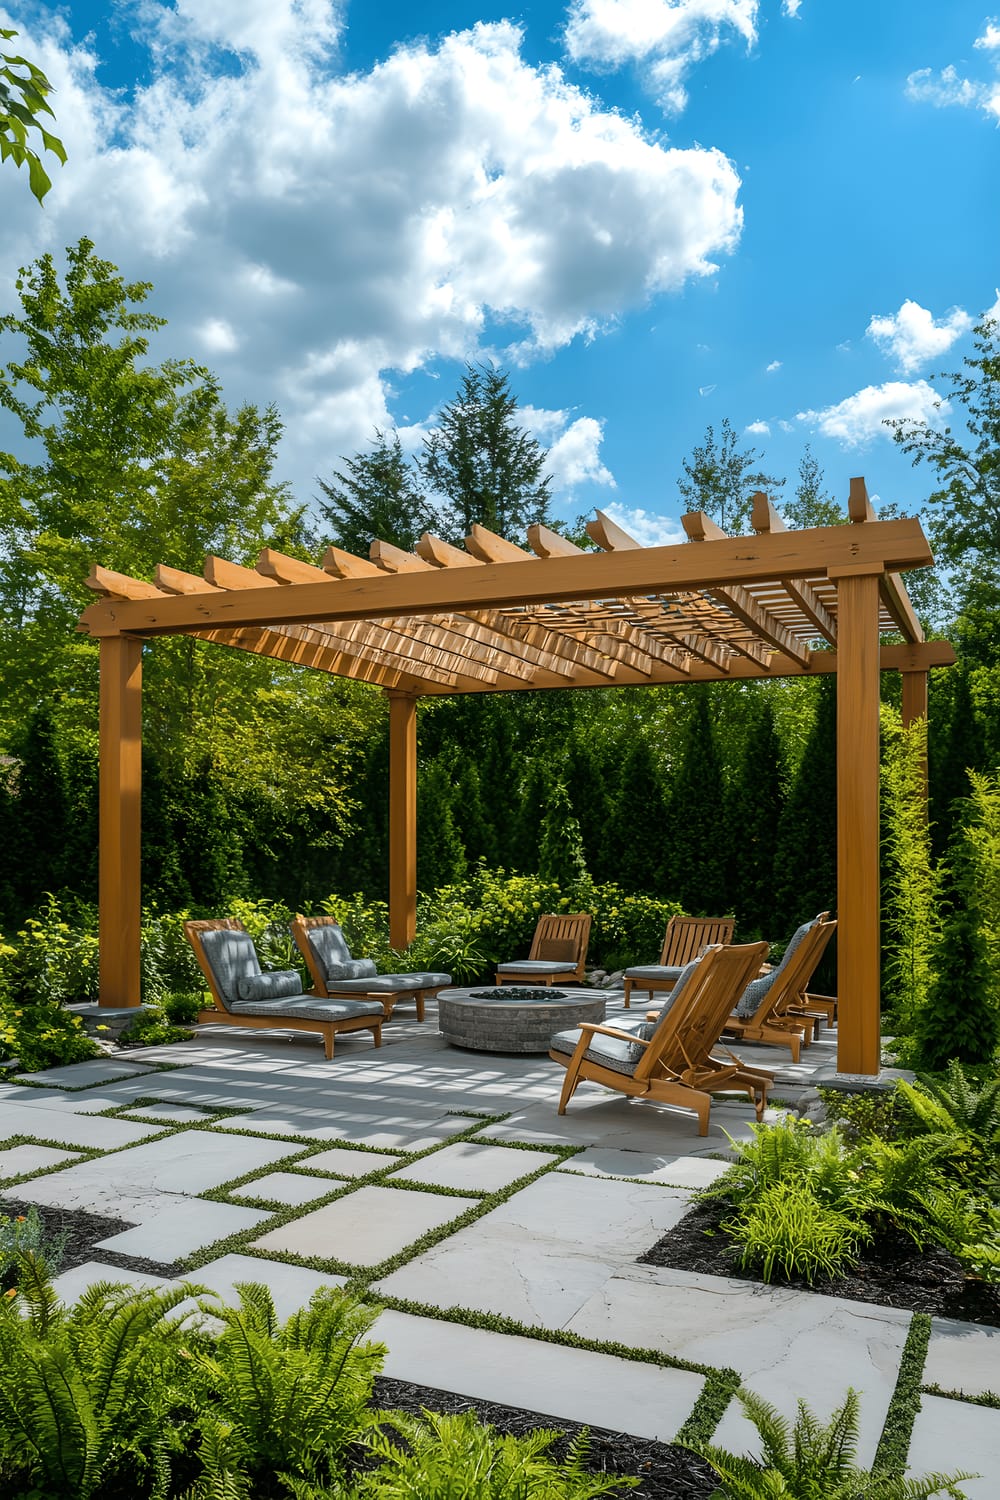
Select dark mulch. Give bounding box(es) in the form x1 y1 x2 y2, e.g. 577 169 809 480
2 1197 186 1281
640 1197 1000 1327
367 1376 720 1500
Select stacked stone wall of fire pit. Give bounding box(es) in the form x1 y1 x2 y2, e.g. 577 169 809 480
438 988 607 1053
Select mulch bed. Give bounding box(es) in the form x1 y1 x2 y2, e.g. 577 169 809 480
639 1197 1000 1327
2 1197 186 1282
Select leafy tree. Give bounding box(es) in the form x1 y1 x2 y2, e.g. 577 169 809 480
664 695 728 913
511 758 553 874
784 444 844 529
677 416 784 533
538 779 588 890
419 363 552 541
888 312 1000 569
8 706 69 914
726 697 787 937
772 677 837 935
450 757 498 868
0 28 65 202
316 429 433 557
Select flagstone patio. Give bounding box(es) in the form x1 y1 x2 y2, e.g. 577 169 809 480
2 998 995 1495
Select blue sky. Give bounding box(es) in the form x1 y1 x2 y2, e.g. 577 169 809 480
1 0 997 545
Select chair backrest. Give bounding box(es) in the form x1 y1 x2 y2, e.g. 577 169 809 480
527 912 592 979
740 917 836 1026
659 914 735 966
636 941 770 1082
184 918 258 1013
291 915 351 992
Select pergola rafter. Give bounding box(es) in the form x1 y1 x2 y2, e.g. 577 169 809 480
80 479 956 1076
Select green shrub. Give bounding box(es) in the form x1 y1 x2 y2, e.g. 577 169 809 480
0 895 100 1006
687 1386 973 1498
163 991 202 1024
0 1209 67 1290
0 998 99 1071
117 1005 193 1050
817 1085 904 1142
725 1178 871 1283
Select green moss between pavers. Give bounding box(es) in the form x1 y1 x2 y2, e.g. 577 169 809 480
557 1166 716 1191
9 1061 186 1091
0 1133 105 1188
922 1382 1000 1410
872 1312 931 1477
674 1367 744 1446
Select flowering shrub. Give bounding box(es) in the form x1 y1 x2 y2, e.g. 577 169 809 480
0 896 100 1006
0 999 98 1071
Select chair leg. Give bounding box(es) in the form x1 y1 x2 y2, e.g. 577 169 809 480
324 1030 335 1060
557 1060 584 1114
623 979 632 1009
415 993 426 1022
372 1022 382 1048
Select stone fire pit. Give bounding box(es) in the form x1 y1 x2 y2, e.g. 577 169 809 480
437 987 606 1054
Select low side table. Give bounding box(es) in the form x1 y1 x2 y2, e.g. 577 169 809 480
438 987 607 1054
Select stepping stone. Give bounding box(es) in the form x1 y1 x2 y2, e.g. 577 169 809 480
907 1393 1000 1497
0 1101 166 1152
14 1059 159 1087
96 1198 273 1262
52 1260 167 1303
242 1110 465 1152
304 1147 402 1177
924 1317 1000 1399
195 1253 349 1320
8 1129 304 1220
566 1265 911 1467
371 1307 705 1442
0 1144 80 1177
478 1095 761 1153
252 1185 478 1268
375 1173 691 1328
231 1171 337 1207
389 1143 557 1193
122 1103 215 1123
560 1148 730 1187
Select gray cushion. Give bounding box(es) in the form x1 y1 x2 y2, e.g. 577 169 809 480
734 916 817 1019
325 958 378 981
323 971 451 993
228 996 384 1022
199 929 261 1009
644 955 705 1039
549 1027 643 1076
497 960 578 976
623 964 686 983
236 970 303 1002
307 923 354 976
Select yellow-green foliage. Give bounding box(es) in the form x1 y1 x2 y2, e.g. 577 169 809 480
964 770 1000 991
880 706 942 1030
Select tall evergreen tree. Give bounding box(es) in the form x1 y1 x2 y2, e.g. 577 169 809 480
417 761 467 891
511 759 553 874
604 736 669 893
9 706 69 913
450 757 497 869
929 665 987 859
176 758 245 908
538 779 588 890
726 698 787 937
564 735 607 879
663 696 728 912
677 417 784 533
419 363 552 542
772 678 837 934
316 429 433 556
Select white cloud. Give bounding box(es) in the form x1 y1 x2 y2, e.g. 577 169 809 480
975 20 1000 50
765 358 781 373
698 382 717 396
199 318 240 354
865 298 973 374
744 419 769 434
563 0 758 113
983 288 1000 326
0 11 743 502
906 26 1000 122
796 380 947 447
601 502 685 546
782 0 802 15
521 407 616 494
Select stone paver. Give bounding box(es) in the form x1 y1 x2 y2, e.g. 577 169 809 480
8 1129 303 1220
252 1184 478 1267
389 1142 557 1192
95 1199 273 1261
303 1146 402 1177
559 1147 731 1187
122 1102 216 1123
565 1264 911 1467
195 1253 348 1319
0 1143 80 1177
371 1308 705 1442
375 1173 692 1327
0 1100 166 1152
15 1059 159 1087
478 1096 762 1154
924 1317 1000 1398
907 1393 1000 1498
52 1260 167 1301
237 1108 465 1151
231 1171 337 1207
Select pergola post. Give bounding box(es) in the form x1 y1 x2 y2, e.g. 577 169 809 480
834 569 882 1074
99 635 143 1008
387 690 418 951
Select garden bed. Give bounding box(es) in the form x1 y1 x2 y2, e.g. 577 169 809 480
1 1197 185 1282
640 1198 1000 1327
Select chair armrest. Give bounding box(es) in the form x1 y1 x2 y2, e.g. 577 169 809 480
575 1022 650 1047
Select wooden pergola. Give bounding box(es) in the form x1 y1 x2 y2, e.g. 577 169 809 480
79 477 954 1075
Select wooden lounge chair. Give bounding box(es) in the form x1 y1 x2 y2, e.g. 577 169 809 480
495 912 592 987
290 915 450 1022
549 941 772 1135
722 914 837 1062
185 918 384 1059
622 914 736 1007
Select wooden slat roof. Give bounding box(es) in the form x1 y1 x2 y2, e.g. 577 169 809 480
79 481 955 694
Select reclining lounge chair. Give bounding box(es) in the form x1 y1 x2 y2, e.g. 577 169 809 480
622 914 735 1007
185 918 384 1059
495 912 592 987
549 941 772 1136
722 914 837 1062
290 915 450 1022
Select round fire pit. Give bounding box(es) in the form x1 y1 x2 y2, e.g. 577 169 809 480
437 986 606 1053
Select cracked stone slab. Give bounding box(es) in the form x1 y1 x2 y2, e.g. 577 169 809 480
371 1308 705 1443
195 1253 348 1319
565 1264 910 1467
924 1317 1000 1399
477 1096 762 1153
252 1185 478 1268
121 1103 218 1123
51 1260 168 1302
389 1142 558 1193
236 1108 466 1151
231 1171 337 1207
14 1059 160 1087
0 1100 166 1152
907 1393 1000 1497
7 1129 304 1220
95 1198 273 1262
0 1143 81 1177
302 1146 402 1177
374 1173 692 1328
558 1148 731 1188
